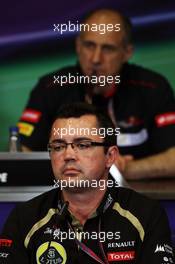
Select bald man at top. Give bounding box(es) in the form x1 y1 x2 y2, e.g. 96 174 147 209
18 8 175 180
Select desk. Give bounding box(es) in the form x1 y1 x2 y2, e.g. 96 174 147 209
129 178 175 200
0 152 53 186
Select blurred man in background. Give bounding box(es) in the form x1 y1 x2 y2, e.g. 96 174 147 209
18 9 175 180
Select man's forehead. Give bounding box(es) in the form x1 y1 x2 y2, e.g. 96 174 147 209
50 115 101 140
82 30 124 45
80 19 125 44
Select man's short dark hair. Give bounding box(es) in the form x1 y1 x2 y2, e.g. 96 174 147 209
52 102 117 151
81 8 133 44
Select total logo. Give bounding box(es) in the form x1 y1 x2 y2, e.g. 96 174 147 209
108 251 135 262
0 239 13 247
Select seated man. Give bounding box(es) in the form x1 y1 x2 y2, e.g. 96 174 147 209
1 103 174 263
18 9 175 179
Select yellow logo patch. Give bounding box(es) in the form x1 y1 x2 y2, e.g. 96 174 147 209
18 122 34 136
36 241 67 264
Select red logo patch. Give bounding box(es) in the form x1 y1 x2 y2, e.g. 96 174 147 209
20 109 42 123
0 239 13 247
155 112 175 127
108 251 135 262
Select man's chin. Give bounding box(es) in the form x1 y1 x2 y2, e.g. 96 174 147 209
93 84 109 95
59 176 92 192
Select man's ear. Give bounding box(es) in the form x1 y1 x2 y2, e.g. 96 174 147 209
105 146 119 168
123 44 134 62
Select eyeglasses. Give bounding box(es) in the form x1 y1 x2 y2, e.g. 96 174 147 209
47 140 108 155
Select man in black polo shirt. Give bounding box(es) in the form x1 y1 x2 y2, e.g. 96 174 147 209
18 9 175 180
1 103 174 263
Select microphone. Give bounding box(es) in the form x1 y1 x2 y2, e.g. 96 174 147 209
57 201 69 223
46 201 70 253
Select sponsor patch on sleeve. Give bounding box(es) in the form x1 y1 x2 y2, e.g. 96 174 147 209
20 109 42 123
0 239 13 247
155 112 175 127
18 122 34 136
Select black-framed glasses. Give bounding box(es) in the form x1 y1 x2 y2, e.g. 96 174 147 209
47 140 108 154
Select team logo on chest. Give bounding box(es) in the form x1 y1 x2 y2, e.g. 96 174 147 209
36 241 67 264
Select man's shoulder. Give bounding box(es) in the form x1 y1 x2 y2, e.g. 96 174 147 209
113 187 163 220
31 64 84 97
124 63 170 87
38 64 79 83
1 188 60 239
116 186 155 204
16 188 59 217
27 64 83 101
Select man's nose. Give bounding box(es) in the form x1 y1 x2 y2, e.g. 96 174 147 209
91 47 103 65
63 144 77 161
